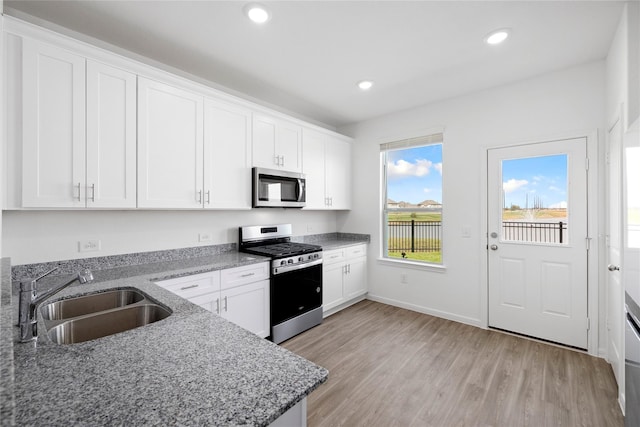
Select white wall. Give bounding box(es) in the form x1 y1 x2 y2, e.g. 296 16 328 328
3 209 337 265
338 61 606 331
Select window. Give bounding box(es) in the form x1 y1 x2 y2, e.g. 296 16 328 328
381 133 443 264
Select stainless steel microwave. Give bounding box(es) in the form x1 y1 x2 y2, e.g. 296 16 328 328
252 167 306 208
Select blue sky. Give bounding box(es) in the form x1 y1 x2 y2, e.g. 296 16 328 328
502 154 568 209
386 144 442 204
386 147 567 209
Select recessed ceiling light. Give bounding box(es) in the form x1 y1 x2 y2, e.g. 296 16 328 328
244 3 271 24
358 80 373 90
485 29 510 45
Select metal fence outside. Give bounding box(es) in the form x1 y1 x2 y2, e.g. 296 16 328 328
387 220 567 252
502 221 567 244
387 220 441 253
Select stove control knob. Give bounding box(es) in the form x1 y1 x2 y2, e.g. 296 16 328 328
288 259 294 264
280 260 286 266
298 256 304 262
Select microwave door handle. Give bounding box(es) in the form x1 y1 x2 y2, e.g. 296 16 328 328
297 179 303 202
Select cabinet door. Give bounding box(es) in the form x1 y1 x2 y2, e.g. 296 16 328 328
221 280 270 338
203 98 252 209
138 77 204 208
344 256 367 300
302 129 327 209
277 120 302 172
22 39 86 207
323 262 345 312
252 114 278 169
86 61 137 208
325 137 351 210
252 114 302 172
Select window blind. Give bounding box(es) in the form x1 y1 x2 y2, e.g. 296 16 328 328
380 132 443 152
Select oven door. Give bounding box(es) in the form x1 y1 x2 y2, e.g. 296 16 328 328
271 261 322 326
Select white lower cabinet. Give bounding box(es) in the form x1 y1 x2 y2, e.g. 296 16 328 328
322 244 367 316
156 262 270 338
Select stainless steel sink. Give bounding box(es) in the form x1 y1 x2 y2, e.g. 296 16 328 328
40 288 172 345
41 289 145 321
46 304 172 345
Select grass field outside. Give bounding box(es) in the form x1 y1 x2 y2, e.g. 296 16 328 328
388 251 442 263
502 208 567 220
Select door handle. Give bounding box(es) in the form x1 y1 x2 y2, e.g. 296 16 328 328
490 244 498 251
608 264 620 271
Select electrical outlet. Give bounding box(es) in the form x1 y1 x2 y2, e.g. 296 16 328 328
78 239 101 252
199 232 212 242
462 226 471 238
400 273 408 284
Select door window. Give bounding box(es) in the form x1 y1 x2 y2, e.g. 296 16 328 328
501 154 568 245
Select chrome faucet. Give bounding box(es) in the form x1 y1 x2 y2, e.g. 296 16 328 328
18 267 94 343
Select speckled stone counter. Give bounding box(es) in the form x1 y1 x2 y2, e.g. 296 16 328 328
296 232 370 251
1 253 328 426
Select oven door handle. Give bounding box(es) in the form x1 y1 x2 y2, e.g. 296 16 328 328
273 258 323 275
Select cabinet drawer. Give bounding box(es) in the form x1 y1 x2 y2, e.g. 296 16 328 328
346 245 366 259
323 249 345 265
221 262 269 290
156 271 220 299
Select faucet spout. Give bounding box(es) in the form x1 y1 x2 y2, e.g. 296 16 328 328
18 268 94 343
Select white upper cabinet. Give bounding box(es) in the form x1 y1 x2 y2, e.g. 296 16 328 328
302 128 352 210
86 61 137 208
21 39 136 208
8 19 352 210
203 98 252 209
325 136 351 210
301 129 327 209
137 77 204 208
22 39 86 208
252 113 302 172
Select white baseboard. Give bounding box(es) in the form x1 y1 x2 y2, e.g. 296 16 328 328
366 293 483 328
323 294 367 318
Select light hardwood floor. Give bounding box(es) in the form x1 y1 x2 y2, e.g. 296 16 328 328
282 300 624 427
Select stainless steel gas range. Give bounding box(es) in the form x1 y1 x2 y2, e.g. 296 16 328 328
239 224 323 344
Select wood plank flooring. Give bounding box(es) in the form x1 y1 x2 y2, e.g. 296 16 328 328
282 300 624 427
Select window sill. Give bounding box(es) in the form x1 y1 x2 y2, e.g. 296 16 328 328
376 257 447 273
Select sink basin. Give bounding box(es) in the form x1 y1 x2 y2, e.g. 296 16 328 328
41 289 145 321
47 304 172 345
40 287 172 345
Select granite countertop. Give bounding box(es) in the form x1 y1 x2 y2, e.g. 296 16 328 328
0 253 328 426
297 233 370 252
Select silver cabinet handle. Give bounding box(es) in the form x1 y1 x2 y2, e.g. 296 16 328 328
490 244 498 250
197 190 202 203
281 155 285 166
224 296 228 312
75 182 81 201
348 264 351 274
608 264 620 271
180 284 199 290
205 190 210 204
241 273 255 277
90 184 95 202
216 298 220 314
274 155 280 166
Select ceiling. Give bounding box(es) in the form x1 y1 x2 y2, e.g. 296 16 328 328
3 1 625 129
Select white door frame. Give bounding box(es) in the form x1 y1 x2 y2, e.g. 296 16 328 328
480 130 600 356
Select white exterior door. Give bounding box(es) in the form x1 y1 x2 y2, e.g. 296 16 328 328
488 138 589 349
137 77 204 208
606 116 624 386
